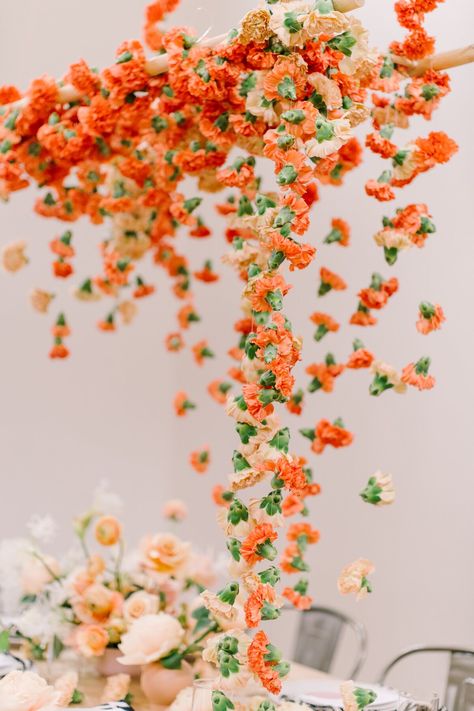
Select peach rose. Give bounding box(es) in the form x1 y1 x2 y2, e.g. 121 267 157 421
101 673 131 702
123 590 159 623
2 241 28 273
72 583 123 624
162 499 188 522
21 555 60 595
95 516 122 546
75 624 109 658
54 671 78 705
0 671 61 711
118 613 185 665
140 533 190 575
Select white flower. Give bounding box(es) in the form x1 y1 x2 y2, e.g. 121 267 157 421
268 1 313 47
338 18 370 75
27 515 57 544
92 480 123 516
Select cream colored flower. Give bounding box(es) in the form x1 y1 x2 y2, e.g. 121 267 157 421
339 18 369 75
162 498 188 521
2 240 28 272
371 360 407 393
248 498 284 527
373 228 412 250
118 613 185 665
307 73 342 110
169 686 194 711
268 2 311 47
229 467 268 492
101 673 131 703
361 471 395 506
0 671 61 711
216 506 252 538
338 559 375 600
139 533 191 575
345 103 370 128
201 590 235 622
239 9 271 45
340 681 358 711
226 396 261 427
54 671 78 705
20 554 60 595
304 9 349 39
29 288 54 314
123 590 159 623
202 629 250 666
391 146 417 182
305 118 352 159
117 300 137 324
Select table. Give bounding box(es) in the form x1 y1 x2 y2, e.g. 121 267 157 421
73 663 331 709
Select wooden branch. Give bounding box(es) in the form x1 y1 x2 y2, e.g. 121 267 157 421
393 44 474 77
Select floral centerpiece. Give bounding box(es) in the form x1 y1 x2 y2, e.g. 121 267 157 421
0 484 220 680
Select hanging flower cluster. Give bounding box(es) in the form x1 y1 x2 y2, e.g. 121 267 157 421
0 0 460 702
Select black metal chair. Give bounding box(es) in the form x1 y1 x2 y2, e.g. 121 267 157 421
286 605 368 679
378 646 474 711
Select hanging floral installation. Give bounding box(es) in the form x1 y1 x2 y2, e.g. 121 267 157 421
0 0 471 705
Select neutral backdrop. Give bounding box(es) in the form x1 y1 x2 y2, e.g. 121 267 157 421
0 0 473 697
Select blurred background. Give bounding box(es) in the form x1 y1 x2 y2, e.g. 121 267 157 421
0 0 473 697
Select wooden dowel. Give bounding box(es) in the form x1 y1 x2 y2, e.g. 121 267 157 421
334 0 365 11
393 44 474 76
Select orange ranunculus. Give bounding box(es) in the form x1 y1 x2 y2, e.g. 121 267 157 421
75 624 109 658
72 583 123 625
94 516 122 546
358 288 388 310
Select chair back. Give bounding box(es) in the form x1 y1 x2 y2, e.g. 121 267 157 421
291 605 367 679
456 678 474 711
379 646 474 709
450 656 474 711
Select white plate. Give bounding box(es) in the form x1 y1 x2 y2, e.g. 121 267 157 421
281 679 400 710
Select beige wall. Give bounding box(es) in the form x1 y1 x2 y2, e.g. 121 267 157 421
1 0 473 697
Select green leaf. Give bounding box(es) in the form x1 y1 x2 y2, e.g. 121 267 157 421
264 343 278 364
0 630 10 653
161 649 183 669
52 634 64 659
